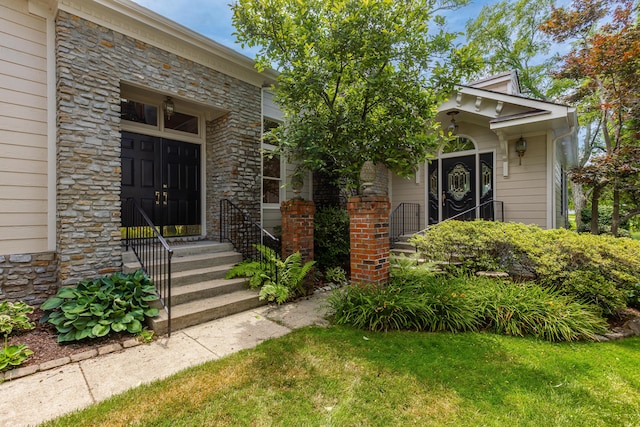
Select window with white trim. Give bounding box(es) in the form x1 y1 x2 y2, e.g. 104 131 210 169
262 119 282 204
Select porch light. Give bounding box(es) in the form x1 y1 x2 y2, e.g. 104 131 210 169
516 136 527 165
163 96 175 121
447 111 459 135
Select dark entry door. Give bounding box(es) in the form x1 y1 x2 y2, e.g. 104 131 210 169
121 131 201 236
441 155 476 221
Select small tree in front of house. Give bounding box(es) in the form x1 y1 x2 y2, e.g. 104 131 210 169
232 0 480 187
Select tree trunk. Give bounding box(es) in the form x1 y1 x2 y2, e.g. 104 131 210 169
572 182 587 231
591 186 601 235
611 187 620 236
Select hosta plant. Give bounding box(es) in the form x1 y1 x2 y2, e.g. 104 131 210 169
0 343 33 372
40 270 159 343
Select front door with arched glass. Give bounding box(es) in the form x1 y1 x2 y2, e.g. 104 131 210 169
428 137 494 224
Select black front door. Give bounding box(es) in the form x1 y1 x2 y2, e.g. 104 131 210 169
121 131 201 236
441 155 476 221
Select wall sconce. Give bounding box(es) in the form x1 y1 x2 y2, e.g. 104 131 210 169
516 136 527 165
447 111 459 135
163 96 175 121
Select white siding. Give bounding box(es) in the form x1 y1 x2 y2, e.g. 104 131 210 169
0 0 48 254
495 134 548 228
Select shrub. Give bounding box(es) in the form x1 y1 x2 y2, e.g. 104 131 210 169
327 271 608 342
314 206 350 272
474 280 608 342
40 270 159 343
0 301 35 371
226 244 315 304
579 205 630 233
410 221 640 316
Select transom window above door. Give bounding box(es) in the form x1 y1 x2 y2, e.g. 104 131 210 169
120 96 201 137
442 137 475 154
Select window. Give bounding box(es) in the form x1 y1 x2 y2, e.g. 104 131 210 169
262 119 282 204
165 111 198 134
443 137 475 154
120 99 157 126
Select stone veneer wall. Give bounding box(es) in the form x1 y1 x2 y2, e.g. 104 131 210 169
0 252 58 304
56 11 262 285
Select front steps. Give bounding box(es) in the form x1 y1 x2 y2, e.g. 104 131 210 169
123 241 266 335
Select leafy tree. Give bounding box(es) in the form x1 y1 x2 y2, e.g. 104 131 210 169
541 0 640 235
465 0 555 99
232 0 480 186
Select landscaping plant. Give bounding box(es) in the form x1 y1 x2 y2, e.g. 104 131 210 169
226 244 315 304
40 270 159 343
314 206 350 272
328 270 608 341
410 220 640 316
0 301 35 371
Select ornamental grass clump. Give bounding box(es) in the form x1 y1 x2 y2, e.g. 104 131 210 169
327 270 609 342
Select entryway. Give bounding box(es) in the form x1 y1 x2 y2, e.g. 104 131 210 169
427 137 495 224
121 131 201 237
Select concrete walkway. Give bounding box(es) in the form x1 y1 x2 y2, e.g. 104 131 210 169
0 293 331 427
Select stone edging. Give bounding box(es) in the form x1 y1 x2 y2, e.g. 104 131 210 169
1 338 144 382
595 318 640 342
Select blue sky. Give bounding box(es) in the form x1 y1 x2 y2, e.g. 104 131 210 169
131 0 492 59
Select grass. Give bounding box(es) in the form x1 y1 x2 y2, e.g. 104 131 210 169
43 326 640 426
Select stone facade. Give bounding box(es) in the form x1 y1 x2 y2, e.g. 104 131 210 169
55 10 262 285
0 252 58 304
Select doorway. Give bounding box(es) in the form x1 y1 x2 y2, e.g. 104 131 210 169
427 138 494 224
121 131 201 236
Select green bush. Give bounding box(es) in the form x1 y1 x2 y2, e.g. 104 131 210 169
410 221 640 316
314 206 350 272
474 281 607 341
40 270 159 343
0 301 35 371
327 271 608 342
226 244 315 304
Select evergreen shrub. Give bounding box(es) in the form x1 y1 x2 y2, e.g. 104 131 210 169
409 221 640 316
314 206 350 272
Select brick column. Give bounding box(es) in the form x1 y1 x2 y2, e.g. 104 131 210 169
280 200 315 265
347 196 390 285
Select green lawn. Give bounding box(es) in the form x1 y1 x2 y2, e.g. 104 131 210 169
44 327 640 426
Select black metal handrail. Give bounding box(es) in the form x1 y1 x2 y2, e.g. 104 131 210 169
414 200 504 237
220 199 281 260
123 198 173 336
390 202 421 246
446 199 504 223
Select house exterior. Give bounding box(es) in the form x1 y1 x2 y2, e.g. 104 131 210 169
390 71 578 232
0 0 307 303
0 1 577 304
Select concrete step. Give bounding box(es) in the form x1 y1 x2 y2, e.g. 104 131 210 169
148 289 267 335
122 241 235 265
171 263 239 287
170 251 242 273
170 277 248 306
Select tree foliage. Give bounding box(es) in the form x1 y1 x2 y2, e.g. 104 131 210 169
541 0 640 234
465 0 555 99
232 0 480 185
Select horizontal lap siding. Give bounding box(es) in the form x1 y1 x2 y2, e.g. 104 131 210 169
0 0 48 254
495 134 547 228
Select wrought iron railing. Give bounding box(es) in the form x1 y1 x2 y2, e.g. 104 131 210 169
390 202 421 246
446 199 504 223
122 198 173 336
219 199 281 260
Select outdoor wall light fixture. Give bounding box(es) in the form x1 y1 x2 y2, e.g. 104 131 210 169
447 111 459 135
163 96 175 121
516 136 527 165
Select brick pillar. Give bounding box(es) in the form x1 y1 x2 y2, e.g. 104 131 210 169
347 196 390 285
280 199 315 265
